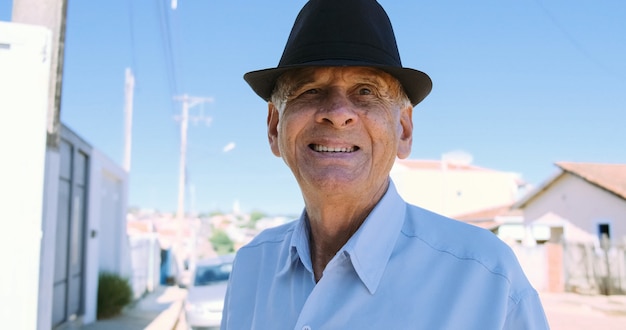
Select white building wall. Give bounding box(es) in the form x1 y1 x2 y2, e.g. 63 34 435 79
391 163 520 217
83 149 131 324
523 173 626 243
0 21 52 330
37 150 60 330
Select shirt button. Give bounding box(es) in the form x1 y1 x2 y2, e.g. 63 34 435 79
302 326 311 330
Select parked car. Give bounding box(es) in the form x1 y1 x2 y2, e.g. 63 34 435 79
184 254 234 330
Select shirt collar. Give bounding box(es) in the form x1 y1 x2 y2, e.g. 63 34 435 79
343 180 406 294
280 180 406 294
279 209 314 276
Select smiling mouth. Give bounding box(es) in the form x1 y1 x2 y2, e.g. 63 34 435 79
310 144 359 153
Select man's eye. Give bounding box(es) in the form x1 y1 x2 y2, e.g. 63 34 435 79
302 89 318 95
359 87 373 95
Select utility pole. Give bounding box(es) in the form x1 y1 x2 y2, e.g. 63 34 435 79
173 94 214 221
172 94 213 278
123 68 135 173
174 94 214 221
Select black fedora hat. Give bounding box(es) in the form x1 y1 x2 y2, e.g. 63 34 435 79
244 0 432 106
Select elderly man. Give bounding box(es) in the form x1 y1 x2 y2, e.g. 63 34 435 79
221 0 549 329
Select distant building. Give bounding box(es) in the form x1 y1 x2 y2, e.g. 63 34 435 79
453 203 549 244
391 158 527 217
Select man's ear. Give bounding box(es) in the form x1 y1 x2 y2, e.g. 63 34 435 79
267 103 281 157
397 105 413 159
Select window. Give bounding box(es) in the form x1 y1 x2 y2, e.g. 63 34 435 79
598 223 611 240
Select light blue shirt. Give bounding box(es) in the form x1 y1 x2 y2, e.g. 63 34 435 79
221 181 549 329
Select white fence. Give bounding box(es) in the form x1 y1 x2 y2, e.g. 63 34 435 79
511 244 547 291
512 237 626 295
128 233 161 299
563 238 626 295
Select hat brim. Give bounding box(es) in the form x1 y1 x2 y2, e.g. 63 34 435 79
244 61 432 107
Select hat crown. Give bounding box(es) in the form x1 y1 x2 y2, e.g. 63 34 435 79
278 0 403 68
243 0 432 106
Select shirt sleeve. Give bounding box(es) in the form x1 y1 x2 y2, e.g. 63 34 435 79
503 290 550 330
220 281 231 329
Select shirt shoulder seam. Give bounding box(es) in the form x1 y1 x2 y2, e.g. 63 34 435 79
402 230 513 287
507 287 539 310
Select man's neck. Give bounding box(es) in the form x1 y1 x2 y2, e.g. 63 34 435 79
303 183 388 282
307 208 366 282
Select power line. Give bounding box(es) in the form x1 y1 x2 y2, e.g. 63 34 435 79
532 0 625 81
169 0 185 94
155 0 181 112
126 0 139 78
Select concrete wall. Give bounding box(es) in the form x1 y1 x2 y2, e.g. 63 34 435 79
523 173 626 243
0 21 52 330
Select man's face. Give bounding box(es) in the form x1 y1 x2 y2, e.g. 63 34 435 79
267 67 413 196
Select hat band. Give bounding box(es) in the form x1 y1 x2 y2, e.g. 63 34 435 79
279 42 402 68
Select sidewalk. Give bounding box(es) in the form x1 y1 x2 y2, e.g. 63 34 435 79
540 291 626 329
540 291 626 316
78 286 186 330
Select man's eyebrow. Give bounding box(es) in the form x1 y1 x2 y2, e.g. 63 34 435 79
287 75 317 96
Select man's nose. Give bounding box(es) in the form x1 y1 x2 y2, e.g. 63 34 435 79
315 90 357 127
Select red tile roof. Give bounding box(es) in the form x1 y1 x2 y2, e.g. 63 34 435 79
127 220 153 234
395 159 493 172
451 204 522 231
515 162 626 209
556 162 626 200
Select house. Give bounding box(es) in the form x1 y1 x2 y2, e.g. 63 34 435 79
514 162 626 245
513 162 626 294
390 157 528 217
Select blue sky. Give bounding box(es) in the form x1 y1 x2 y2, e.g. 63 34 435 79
3 1 625 216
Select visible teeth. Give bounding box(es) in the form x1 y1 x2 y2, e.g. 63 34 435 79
312 145 356 153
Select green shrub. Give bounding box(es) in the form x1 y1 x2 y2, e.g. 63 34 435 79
97 272 133 319
210 229 235 255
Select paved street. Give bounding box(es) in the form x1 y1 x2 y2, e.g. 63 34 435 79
540 292 626 330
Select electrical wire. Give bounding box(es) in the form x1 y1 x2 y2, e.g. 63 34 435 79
127 0 139 80
532 0 625 81
156 0 181 113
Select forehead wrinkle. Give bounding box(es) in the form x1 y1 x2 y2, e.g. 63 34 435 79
354 68 397 88
295 67 391 90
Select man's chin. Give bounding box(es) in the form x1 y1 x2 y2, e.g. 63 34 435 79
299 174 366 194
